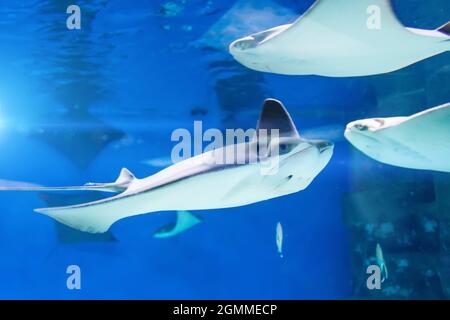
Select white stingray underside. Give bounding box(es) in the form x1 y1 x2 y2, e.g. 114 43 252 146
270 0 410 46
350 103 450 172
379 104 450 160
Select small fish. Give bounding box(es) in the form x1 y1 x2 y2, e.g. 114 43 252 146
276 222 283 258
376 243 388 283
0 99 333 233
229 0 450 77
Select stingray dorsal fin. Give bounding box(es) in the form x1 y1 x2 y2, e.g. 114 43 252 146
257 99 299 138
115 168 136 184
0 168 138 195
437 21 450 36
177 210 203 225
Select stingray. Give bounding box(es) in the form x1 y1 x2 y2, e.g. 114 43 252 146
1 99 334 233
153 211 203 238
229 0 450 77
345 102 450 172
376 243 388 283
0 180 41 189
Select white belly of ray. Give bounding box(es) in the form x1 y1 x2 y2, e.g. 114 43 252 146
37 163 290 234
275 29 445 77
230 0 450 77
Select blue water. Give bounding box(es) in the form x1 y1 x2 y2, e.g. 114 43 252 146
0 0 448 299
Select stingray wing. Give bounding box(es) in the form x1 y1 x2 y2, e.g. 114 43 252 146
381 103 450 137
264 0 415 49
400 103 450 125
372 104 450 164
34 192 130 234
39 192 117 243
393 105 450 170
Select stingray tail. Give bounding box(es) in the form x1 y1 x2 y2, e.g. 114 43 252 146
435 21 450 53
153 211 203 238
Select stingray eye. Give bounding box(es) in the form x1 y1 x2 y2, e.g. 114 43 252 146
354 124 368 131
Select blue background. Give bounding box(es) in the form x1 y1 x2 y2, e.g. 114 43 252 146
0 0 448 299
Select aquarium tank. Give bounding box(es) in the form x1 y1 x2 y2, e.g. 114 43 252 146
0 0 448 302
